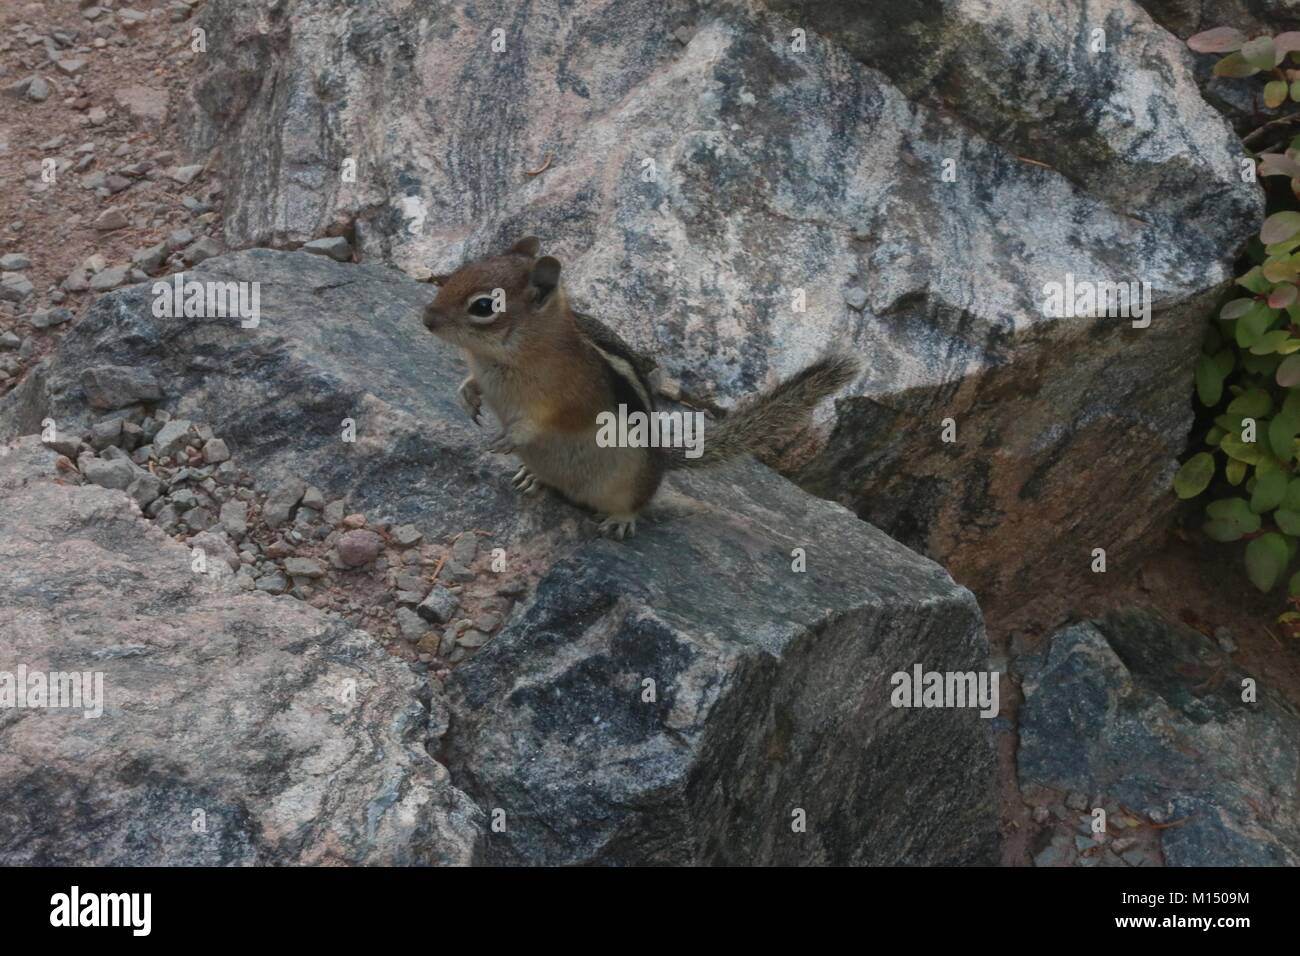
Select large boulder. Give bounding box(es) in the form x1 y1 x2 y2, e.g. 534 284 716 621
0 437 482 865
449 462 997 866
764 0 1257 226
0 250 999 864
178 0 1260 604
1018 609 1300 866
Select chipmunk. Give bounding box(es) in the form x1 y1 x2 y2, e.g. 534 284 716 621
421 236 858 539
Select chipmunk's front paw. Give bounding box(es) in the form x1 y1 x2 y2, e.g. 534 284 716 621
487 429 516 454
512 465 543 495
458 376 483 427
598 515 638 540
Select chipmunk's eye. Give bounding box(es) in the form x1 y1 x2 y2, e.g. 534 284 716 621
467 296 496 319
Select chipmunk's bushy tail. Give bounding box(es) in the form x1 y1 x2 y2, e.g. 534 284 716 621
665 352 858 470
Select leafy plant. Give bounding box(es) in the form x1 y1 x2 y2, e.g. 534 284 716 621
1181 29 1300 634
1189 28 1300 106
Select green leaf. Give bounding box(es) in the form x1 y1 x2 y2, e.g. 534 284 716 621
1188 26 1246 52
1196 354 1229 405
1289 568 1300 596
1236 302 1279 347
1227 388 1274 418
1276 509 1300 535
1226 458 1249 485
1246 532 1289 591
1207 496 1260 523
1278 352 1300 387
1207 425 1227 445
1252 468 1288 512
1243 350 1284 375
1269 412 1300 460
1243 35 1279 71
1266 79 1289 108
1267 234 1300 256
1284 478 1300 511
1270 283 1299 308
1251 329 1293 353
1268 237 1300 259
1238 266 1271 294
1262 210 1300 244
1204 520 1241 541
1219 297 1256 320
1211 495 1251 520
1175 452 1215 499
1214 51 1259 76
1222 430 1264 464
1262 255 1300 282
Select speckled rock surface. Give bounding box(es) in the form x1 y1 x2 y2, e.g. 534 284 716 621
1018 609 1300 866
448 462 998 865
0 436 483 865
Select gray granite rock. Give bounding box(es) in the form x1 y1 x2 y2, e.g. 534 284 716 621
303 236 352 261
81 365 162 410
152 418 193 456
80 455 136 490
202 437 230 463
449 460 997 865
416 586 460 625
0 437 482 865
262 477 305 527
1018 609 1300 866
283 556 325 578
219 499 248 540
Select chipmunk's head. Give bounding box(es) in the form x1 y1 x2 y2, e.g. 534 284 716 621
422 236 568 364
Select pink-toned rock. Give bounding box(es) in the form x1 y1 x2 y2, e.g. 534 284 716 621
113 84 168 123
0 436 481 865
337 528 382 567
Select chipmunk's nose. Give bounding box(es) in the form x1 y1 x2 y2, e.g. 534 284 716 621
422 303 447 332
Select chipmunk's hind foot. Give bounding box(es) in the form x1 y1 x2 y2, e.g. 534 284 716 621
512 465 544 495
597 514 638 540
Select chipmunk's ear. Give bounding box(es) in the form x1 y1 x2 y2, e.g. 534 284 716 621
529 256 561 300
509 236 541 257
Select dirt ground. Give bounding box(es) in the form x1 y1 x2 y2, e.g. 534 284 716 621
1 0 212 396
